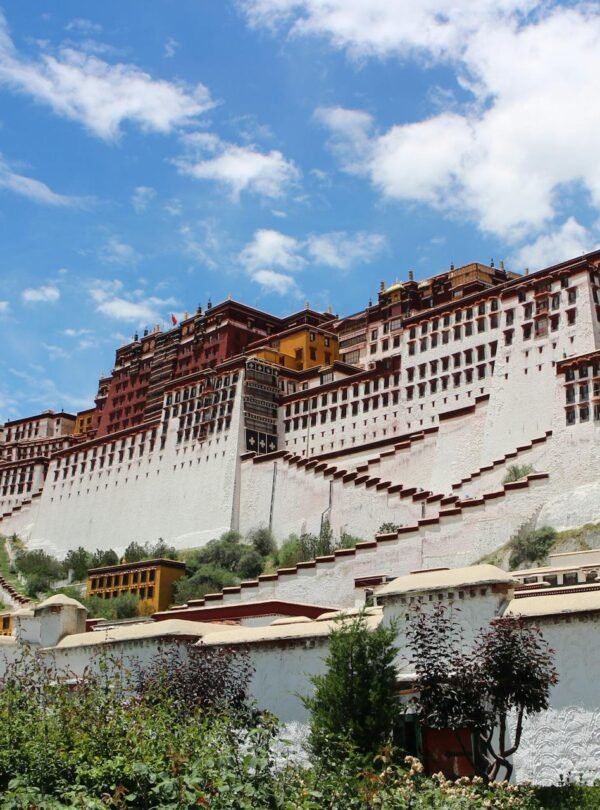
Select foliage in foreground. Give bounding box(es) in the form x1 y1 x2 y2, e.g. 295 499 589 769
407 604 558 781
303 612 401 757
0 643 563 809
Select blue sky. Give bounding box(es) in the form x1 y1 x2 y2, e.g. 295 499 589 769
1 0 599 421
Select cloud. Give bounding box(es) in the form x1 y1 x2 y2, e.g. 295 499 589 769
131 185 156 212
22 285 60 303
264 3 600 242
177 133 300 200
0 300 8 314
42 343 69 360
252 269 301 296
100 236 140 265
511 218 599 272
164 37 178 58
314 106 374 173
239 228 305 273
240 0 536 59
180 220 224 270
238 227 385 295
0 12 213 140
63 327 93 337
89 279 176 323
0 154 83 206
65 18 103 35
306 231 385 269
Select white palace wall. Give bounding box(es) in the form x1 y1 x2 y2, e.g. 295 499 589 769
22 384 246 558
511 616 600 785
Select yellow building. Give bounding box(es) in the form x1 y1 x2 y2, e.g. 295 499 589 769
87 559 186 613
0 611 12 636
74 407 96 435
252 325 339 371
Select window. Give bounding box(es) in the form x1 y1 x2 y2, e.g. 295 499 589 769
371 328 378 340
567 309 577 326
568 288 577 305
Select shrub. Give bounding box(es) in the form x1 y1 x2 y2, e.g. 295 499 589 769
83 592 139 620
509 525 557 569
173 564 238 603
90 548 119 568
122 539 178 563
61 546 93 581
378 522 403 534
503 463 534 484
407 603 558 781
247 526 276 557
303 612 401 758
236 549 264 579
14 549 62 597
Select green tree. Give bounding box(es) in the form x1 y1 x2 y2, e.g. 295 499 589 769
509 525 556 569
15 549 62 596
236 549 264 579
83 592 139 620
303 612 401 758
174 564 238 603
247 526 276 557
62 546 92 581
90 548 119 568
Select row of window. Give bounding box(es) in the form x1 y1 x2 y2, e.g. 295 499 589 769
284 391 401 432
284 374 401 417
90 569 156 589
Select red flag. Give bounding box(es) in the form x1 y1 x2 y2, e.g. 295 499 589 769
171 313 178 326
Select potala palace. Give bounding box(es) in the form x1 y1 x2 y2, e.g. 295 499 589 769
2 251 600 568
2 249 600 783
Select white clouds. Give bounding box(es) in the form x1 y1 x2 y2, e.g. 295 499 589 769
264 3 600 243
0 300 9 314
43 343 69 360
240 229 305 273
177 134 300 200
314 106 374 173
306 231 386 269
22 285 60 303
164 37 179 58
100 236 140 265
512 218 599 272
89 279 176 324
65 19 103 35
0 12 213 140
131 185 156 212
252 269 300 296
239 227 385 295
0 154 82 206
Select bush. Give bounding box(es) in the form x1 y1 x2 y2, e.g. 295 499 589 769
0 648 543 808
83 592 139 620
303 612 401 758
509 525 557 569
61 546 93 581
90 548 119 568
14 549 62 597
236 549 264 579
247 527 276 557
378 522 403 534
174 564 238 603
503 463 534 484
122 539 178 563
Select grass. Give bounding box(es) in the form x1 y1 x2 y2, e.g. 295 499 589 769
479 520 600 570
0 535 22 591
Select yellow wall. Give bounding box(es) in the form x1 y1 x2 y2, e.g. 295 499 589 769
0 612 13 636
87 562 185 613
255 328 338 371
